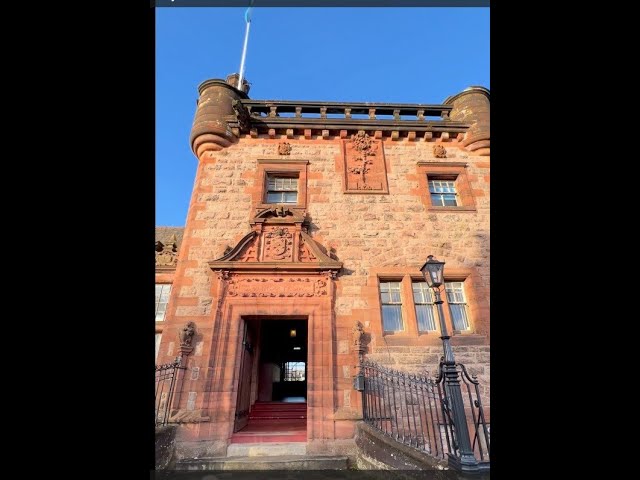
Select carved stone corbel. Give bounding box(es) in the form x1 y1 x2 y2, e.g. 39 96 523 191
232 99 251 132
215 270 231 281
178 321 196 356
352 321 366 356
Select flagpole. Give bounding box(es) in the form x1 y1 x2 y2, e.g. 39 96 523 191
237 5 252 92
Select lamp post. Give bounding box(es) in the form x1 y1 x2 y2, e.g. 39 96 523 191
420 255 480 473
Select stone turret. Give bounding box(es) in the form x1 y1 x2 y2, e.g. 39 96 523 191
189 73 250 161
444 86 490 156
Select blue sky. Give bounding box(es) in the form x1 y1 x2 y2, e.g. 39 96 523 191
156 7 490 226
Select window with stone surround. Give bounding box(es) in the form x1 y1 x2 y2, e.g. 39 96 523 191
445 281 470 331
155 284 171 322
376 273 476 337
155 333 162 360
428 177 458 206
380 281 404 332
256 159 308 210
412 282 437 332
266 174 298 203
417 162 476 211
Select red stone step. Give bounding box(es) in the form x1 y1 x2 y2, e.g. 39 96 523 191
251 405 307 412
250 411 306 417
231 415 307 443
238 419 306 431
251 403 306 410
249 410 307 415
250 408 306 414
249 403 307 420
229 433 307 443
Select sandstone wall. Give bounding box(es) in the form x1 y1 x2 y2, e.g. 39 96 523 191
157 133 490 452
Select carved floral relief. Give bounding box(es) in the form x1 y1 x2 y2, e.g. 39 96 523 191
278 142 292 155
433 145 447 158
343 131 389 193
227 276 328 297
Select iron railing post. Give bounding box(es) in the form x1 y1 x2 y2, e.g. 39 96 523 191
433 287 480 473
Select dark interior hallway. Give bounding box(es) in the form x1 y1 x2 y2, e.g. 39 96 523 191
231 318 308 443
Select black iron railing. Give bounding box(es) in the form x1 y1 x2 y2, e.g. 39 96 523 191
448 363 490 462
361 360 490 464
155 357 184 426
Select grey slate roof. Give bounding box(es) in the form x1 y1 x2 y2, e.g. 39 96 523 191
155 227 184 249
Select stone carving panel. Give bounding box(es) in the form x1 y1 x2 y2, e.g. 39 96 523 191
227 276 328 297
433 144 447 158
155 237 178 267
232 99 250 132
343 131 389 193
263 227 294 261
236 237 258 262
278 142 292 155
298 236 317 262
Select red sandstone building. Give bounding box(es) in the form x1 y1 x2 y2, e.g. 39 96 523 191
155 74 490 466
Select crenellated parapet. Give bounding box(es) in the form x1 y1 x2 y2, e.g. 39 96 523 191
228 100 470 143
189 74 489 158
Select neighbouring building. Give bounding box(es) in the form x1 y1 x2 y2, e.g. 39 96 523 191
155 74 490 463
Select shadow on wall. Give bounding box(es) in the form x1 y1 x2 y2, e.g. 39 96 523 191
155 424 177 469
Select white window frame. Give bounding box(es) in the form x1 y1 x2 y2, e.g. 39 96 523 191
155 284 172 322
428 178 459 207
266 174 299 204
412 282 438 332
283 361 306 382
445 281 470 331
380 281 404 332
155 333 162 360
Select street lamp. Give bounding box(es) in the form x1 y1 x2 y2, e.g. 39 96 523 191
420 255 480 472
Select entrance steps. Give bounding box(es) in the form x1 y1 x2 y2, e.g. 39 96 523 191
176 404 349 470
229 422 307 443
228 441 307 457
231 402 307 443
177 454 349 471
249 401 307 420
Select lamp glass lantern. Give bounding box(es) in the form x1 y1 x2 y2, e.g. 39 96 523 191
420 255 445 288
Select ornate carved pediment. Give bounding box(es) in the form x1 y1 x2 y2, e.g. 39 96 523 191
208 214 341 274
253 206 306 222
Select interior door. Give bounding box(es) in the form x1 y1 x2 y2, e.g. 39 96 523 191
234 319 255 432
